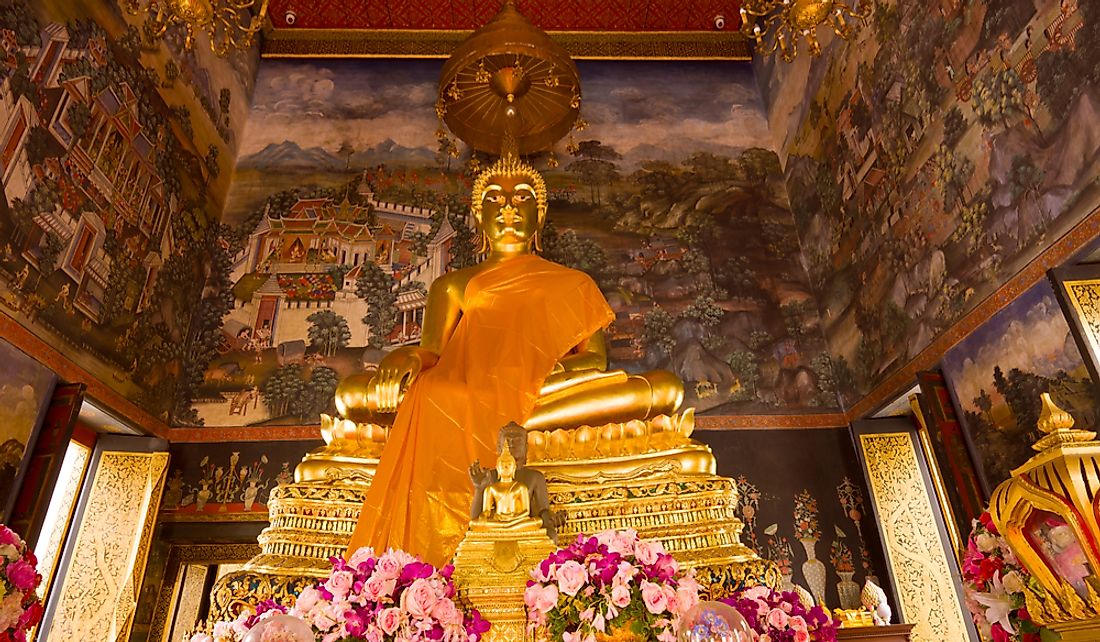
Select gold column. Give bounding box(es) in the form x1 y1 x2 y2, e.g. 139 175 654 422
858 432 973 642
44 450 169 642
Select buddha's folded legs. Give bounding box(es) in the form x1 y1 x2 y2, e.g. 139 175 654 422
523 369 684 432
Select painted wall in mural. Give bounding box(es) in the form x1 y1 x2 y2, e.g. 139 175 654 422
942 279 1098 489
195 58 837 427
0 0 254 425
0 336 56 511
697 428 889 609
758 0 1100 404
160 440 320 519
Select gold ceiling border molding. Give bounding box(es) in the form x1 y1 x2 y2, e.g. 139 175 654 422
261 29 752 60
851 196 1100 420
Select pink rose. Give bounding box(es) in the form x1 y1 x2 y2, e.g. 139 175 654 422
378 607 403 635
789 615 807 632
364 627 383 642
641 581 669 615
0 527 19 547
611 584 632 608
674 585 699 615
189 635 214 642
557 560 588 597
563 631 581 642
325 570 355 599
633 542 660 566
402 578 439 618
295 586 322 612
348 547 376 568
431 598 462 625
5 559 38 591
362 575 397 602
376 553 403 580
766 608 789 629
525 583 559 614
780 600 793 613
793 632 809 642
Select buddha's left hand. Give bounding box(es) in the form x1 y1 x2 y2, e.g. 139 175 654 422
374 347 439 412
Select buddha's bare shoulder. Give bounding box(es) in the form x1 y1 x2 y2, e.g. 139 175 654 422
429 264 482 301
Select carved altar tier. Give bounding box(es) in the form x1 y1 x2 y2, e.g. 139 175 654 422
208 412 777 620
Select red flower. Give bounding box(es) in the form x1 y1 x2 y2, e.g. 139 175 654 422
990 623 1009 642
976 556 1004 583
980 511 998 534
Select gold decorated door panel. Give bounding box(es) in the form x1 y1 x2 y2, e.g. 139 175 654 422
39 437 169 642
852 419 977 642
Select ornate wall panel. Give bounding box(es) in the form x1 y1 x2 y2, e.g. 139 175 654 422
44 451 169 642
857 431 972 642
31 441 91 601
168 564 212 642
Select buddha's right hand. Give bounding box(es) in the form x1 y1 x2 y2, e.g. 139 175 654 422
374 347 439 412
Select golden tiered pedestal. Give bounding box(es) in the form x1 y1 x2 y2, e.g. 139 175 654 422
209 412 778 620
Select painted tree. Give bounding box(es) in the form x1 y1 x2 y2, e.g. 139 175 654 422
305 366 340 418
306 310 352 357
66 103 92 143
447 209 478 270
972 68 1026 131
218 87 232 127
355 261 397 349
1009 155 1044 202
566 140 622 205
205 144 220 178
727 351 759 401
36 232 64 288
163 60 180 87
338 141 355 171
641 306 676 359
932 144 974 210
543 228 611 286
941 106 967 149
974 389 994 426
992 365 1049 440
24 126 54 166
262 363 305 418
683 294 725 350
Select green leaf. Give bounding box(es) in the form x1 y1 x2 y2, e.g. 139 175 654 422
1039 629 1062 642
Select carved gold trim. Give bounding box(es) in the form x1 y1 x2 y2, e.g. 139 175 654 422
1062 279 1100 364
858 432 973 642
909 395 965 565
262 29 752 60
45 451 169 642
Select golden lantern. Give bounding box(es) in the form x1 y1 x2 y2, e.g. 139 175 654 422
989 393 1100 639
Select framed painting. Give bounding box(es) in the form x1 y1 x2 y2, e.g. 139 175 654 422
0 337 57 522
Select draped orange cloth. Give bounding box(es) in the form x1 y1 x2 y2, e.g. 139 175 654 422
346 254 614 567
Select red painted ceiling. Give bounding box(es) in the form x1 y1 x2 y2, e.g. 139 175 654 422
268 0 744 32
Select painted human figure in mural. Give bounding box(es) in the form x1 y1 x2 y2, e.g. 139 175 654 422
342 154 684 566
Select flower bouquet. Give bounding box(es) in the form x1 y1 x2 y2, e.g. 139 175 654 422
0 525 43 642
962 512 1057 642
524 529 700 642
720 586 838 642
193 547 490 642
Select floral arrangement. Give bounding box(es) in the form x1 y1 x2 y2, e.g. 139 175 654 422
828 540 853 575
0 526 43 642
524 529 700 642
193 547 490 642
792 491 821 542
720 586 838 642
962 512 1056 642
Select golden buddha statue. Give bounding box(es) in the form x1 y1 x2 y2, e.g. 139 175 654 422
471 442 541 530
344 153 683 567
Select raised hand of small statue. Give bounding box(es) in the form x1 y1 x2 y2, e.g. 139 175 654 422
469 459 493 489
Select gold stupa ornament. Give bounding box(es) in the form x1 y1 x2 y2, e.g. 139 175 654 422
989 393 1100 638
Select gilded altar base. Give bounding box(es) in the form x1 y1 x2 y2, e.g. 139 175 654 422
208 413 777 621
452 528 557 642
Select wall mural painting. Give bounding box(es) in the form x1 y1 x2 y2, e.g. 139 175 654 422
160 440 319 518
697 428 888 610
0 0 253 426
196 59 837 427
942 279 1098 489
758 0 1100 403
0 336 56 513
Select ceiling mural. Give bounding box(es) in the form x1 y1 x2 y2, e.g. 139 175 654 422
0 0 254 425
757 0 1100 406
193 59 838 427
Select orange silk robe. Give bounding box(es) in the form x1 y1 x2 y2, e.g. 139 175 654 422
346 254 614 567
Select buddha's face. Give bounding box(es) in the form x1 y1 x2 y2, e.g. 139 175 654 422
498 428 528 465
479 174 540 252
497 456 516 482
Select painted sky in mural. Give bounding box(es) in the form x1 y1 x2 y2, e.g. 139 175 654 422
199 58 836 427
0 0 254 427
758 0 1100 405
942 279 1098 488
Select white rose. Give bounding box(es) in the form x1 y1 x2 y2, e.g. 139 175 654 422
1002 571 1025 594
0 545 17 561
975 533 998 553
